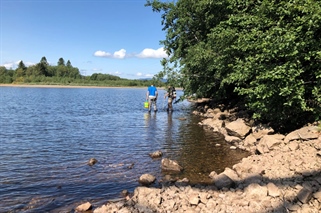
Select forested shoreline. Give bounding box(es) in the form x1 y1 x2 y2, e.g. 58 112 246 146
146 0 321 132
0 56 163 88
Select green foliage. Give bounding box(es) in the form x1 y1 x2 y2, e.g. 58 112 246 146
57 58 65 66
147 0 321 131
0 57 159 88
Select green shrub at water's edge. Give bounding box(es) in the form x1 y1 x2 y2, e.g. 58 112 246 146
147 0 321 132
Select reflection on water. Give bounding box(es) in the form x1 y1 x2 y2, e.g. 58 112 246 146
0 87 249 212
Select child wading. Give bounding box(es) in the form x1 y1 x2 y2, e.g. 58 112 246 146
164 86 176 112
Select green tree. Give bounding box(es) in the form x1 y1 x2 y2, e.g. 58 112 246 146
16 60 27 77
36 56 49 76
18 60 26 70
147 0 321 131
58 58 65 66
66 60 72 67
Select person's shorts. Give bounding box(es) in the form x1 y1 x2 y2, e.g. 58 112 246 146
168 97 173 103
149 96 156 101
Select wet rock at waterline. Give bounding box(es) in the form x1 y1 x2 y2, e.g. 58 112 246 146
161 158 183 172
138 174 156 186
149 150 163 158
121 189 129 197
75 202 92 212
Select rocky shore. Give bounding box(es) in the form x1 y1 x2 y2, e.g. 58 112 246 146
76 101 321 213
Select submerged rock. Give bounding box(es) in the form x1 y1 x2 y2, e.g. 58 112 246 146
161 158 183 172
88 158 98 166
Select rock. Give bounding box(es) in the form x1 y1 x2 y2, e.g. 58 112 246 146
244 134 257 147
256 143 269 154
245 183 268 198
121 190 129 197
213 173 235 189
267 182 281 197
188 193 199 205
313 191 321 202
161 158 183 172
284 126 319 143
222 167 240 183
225 135 242 143
75 202 92 212
149 150 163 158
297 187 313 203
260 135 283 150
288 141 300 151
88 158 97 166
225 118 251 139
209 171 218 179
175 178 189 187
252 124 274 139
138 174 156 186
132 187 162 210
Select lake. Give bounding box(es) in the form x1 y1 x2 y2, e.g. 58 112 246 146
0 86 249 212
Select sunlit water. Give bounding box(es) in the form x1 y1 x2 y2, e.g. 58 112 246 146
0 87 249 212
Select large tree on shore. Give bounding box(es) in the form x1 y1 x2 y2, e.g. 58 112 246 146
146 0 321 131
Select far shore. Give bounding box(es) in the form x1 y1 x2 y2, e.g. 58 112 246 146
0 84 182 90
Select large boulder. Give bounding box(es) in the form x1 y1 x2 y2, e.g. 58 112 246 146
284 126 319 143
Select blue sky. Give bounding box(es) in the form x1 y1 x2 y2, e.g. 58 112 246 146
0 0 168 79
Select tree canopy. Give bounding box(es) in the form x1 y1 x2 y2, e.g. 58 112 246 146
146 0 321 131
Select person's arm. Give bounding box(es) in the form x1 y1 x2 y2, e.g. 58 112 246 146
146 91 149 100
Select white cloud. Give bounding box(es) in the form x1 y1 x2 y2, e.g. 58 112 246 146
2 60 35 69
24 62 35 66
3 63 14 69
94 49 126 59
94 47 168 59
114 49 126 59
137 47 168 58
94 50 112 57
145 73 154 77
135 73 155 78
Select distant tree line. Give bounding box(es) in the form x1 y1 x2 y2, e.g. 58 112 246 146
0 56 163 87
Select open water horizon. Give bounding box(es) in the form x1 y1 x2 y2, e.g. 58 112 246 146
0 86 249 212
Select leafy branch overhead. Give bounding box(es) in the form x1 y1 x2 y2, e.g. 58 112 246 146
146 0 321 131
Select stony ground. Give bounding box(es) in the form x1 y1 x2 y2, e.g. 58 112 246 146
76 105 321 213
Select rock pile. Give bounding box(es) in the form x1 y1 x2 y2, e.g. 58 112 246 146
78 105 321 213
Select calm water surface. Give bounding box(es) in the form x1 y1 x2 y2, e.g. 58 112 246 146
0 87 249 212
